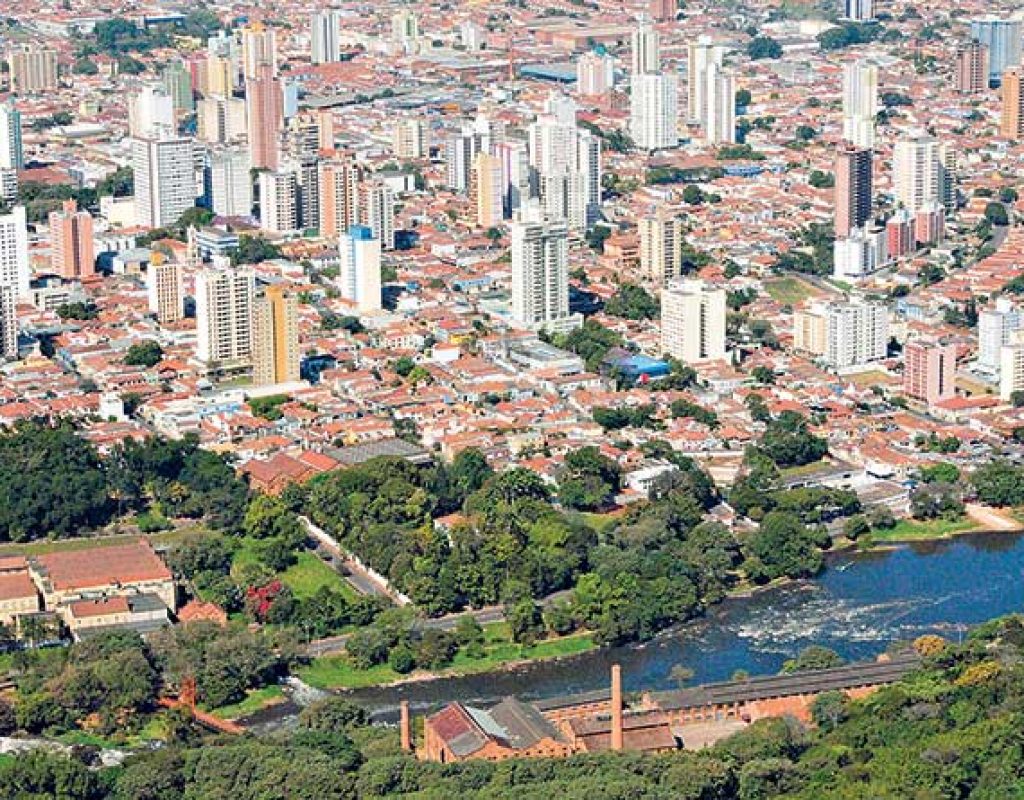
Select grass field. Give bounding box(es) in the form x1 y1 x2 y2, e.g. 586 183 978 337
862 517 978 545
765 276 821 305
231 540 357 602
208 685 285 720
298 624 596 691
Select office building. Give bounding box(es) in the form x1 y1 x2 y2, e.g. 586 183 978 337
970 18 1022 87
358 181 396 249
660 279 726 364
979 297 1022 374
630 72 678 151
834 144 873 238
1002 67 1024 140
576 51 614 98
639 208 683 284
195 267 256 374
241 22 277 79
311 9 342 64
393 118 427 159
844 0 873 21
258 170 299 234
703 62 735 144
132 136 197 229
162 61 195 112
206 145 253 218
842 61 877 149
0 284 15 359
246 63 284 170
955 42 989 94
824 301 888 369
631 13 660 76
147 257 184 324
197 95 247 144
49 200 94 280
472 152 504 228
129 85 175 139
319 158 360 238
339 225 382 313
687 37 724 123
905 339 957 405
253 285 299 386
0 103 23 171
0 206 30 299
510 203 577 333
7 46 58 94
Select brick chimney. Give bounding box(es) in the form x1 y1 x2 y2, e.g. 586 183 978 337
400 700 412 752
610 663 623 751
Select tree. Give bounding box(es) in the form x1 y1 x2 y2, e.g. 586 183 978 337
751 366 775 385
558 446 623 511
810 690 849 730
747 36 783 60
604 284 659 320
919 463 961 484
124 340 164 368
808 170 834 189
735 88 752 109
298 697 367 732
782 645 845 673
910 482 963 520
448 448 494 502
744 511 827 583
507 598 544 646
842 515 870 540
985 202 1010 226
971 462 1024 507
757 411 827 468
230 234 283 266
794 125 817 142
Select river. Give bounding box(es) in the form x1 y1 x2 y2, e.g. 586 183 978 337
320 532 1024 724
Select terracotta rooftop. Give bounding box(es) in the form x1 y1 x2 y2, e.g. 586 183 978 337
31 540 172 593
0 570 38 602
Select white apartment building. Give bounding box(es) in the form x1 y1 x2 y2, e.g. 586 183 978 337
660 279 726 364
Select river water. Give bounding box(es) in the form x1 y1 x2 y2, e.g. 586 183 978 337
336 532 1024 723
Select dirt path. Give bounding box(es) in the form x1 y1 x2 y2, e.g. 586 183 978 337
965 504 1024 532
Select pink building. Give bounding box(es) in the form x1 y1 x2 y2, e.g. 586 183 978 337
914 206 945 246
904 339 956 406
245 63 282 170
49 199 95 280
886 214 914 259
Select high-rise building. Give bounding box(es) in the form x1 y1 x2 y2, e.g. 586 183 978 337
539 170 588 233
0 170 16 208
358 181 396 249
258 169 299 234
824 301 888 369
147 257 184 324
392 9 420 52
844 0 874 21
793 307 828 357
842 61 877 149
49 200 94 280
687 37 724 123
206 145 253 218
833 225 888 280
955 42 990 94
7 46 58 94
339 225 382 313
660 279 726 364
471 152 504 229
200 54 236 98
283 111 334 160
246 63 284 170
577 129 602 225
319 158 360 238
162 61 195 112
576 51 615 98
893 132 943 214
0 206 30 299
631 13 660 76
197 95 247 144
510 203 577 332
979 297 1022 375
494 140 532 218
704 62 735 144
311 9 342 64
0 102 23 171
0 284 16 359
393 118 427 159
445 126 482 193
195 267 256 374
132 136 197 229
1001 331 1024 400
905 339 957 405
630 72 678 151
971 18 1022 87
649 0 677 23
253 285 300 386
241 22 277 80
639 208 683 284
834 144 873 238
129 85 176 139
1002 67 1024 140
